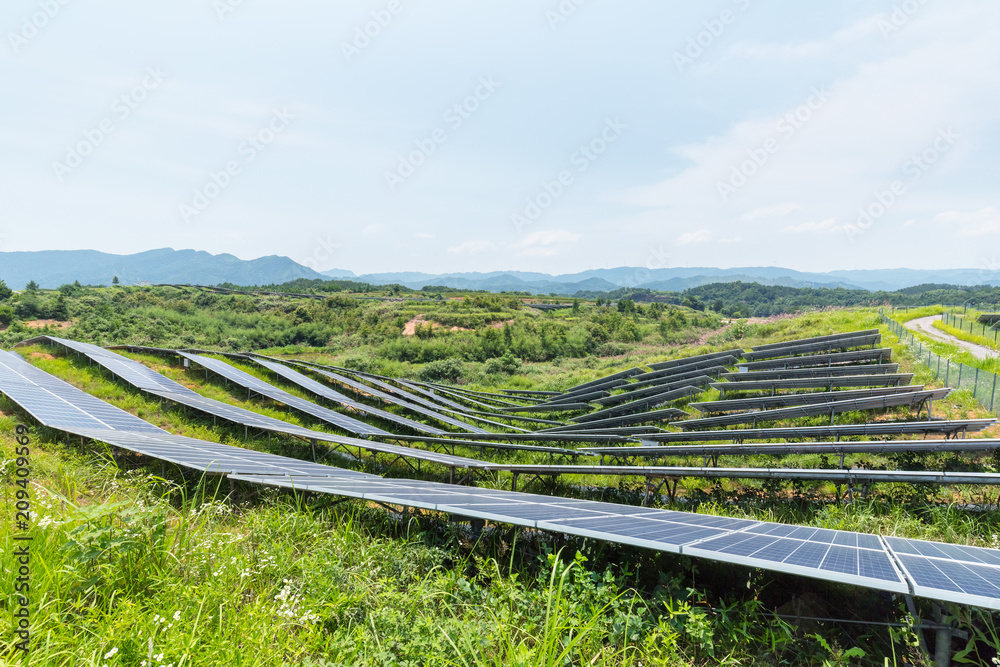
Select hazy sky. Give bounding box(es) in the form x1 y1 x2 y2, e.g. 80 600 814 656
2 1 998 275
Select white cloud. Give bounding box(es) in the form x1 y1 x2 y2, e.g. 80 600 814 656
718 236 743 244
782 218 840 234
729 16 879 62
447 239 497 254
677 229 712 245
741 203 801 222
362 224 387 236
935 207 1000 236
618 0 1000 270
414 232 435 239
512 230 580 247
511 229 580 257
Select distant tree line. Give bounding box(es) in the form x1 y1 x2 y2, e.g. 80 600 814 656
574 281 1000 318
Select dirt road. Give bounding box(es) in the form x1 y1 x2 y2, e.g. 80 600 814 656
904 315 998 360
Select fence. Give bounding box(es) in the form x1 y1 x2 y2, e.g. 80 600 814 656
880 312 999 416
941 312 1000 346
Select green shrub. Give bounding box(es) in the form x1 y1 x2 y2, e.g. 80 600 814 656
417 357 465 382
484 351 522 375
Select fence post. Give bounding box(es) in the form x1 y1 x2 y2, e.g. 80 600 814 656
991 375 997 414
958 364 962 389
945 363 949 387
975 367 980 399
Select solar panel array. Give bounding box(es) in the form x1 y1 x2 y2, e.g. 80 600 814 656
285 361 493 434
5 333 1000 610
245 356 450 436
177 352 392 437
36 338 504 474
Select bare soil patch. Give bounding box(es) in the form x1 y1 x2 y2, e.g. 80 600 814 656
24 319 73 330
402 314 471 336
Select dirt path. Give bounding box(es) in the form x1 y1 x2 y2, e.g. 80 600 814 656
904 315 998 360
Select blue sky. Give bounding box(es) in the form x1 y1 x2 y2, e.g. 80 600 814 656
2 0 998 275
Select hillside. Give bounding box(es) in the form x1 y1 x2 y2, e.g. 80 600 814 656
6 247 1000 294
0 248 327 290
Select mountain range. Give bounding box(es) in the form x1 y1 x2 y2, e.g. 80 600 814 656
2 248 999 293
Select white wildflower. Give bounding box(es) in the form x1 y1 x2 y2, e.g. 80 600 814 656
105 647 118 659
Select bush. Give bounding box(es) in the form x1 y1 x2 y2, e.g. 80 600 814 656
417 358 465 383
484 351 522 375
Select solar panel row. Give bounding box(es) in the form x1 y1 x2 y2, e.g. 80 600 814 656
226 473 1000 608
741 334 882 362
692 386 926 414
582 438 1000 459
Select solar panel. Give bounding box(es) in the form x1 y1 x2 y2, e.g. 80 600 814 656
592 376 715 407
713 375 915 394
750 330 880 351
497 401 596 413
886 537 1000 608
244 357 448 436
719 364 901 381
640 420 997 443
68 427 378 478
0 351 167 434
289 362 492 434
582 438 1000 459
646 349 745 370
178 353 391 437
737 349 893 371
475 463 1000 488
692 386 926 414
227 473 941 600
630 357 739 383
569 386 703 423
539 407 689 431
742 334 881 362
563 367 646 393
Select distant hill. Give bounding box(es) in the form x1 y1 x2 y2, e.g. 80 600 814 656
322 266 1000 294
4 247 1000 294
0 248 326 290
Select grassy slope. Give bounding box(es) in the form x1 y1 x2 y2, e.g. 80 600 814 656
2 306 1000 665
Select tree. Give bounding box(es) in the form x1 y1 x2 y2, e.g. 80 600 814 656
0 279 12 301
52 294 70 320
112 276 120 285
712 299 724 312
25 280 39 293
